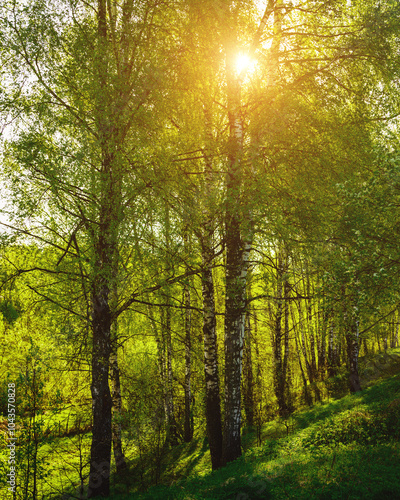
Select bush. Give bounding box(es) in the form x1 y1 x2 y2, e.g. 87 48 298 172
379 398 400 440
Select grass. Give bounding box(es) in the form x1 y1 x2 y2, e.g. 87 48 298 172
0 405 93 499
1 349 399 499
110 371 400 500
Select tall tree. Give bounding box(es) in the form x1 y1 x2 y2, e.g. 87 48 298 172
200 101 223 470
0 0 176 495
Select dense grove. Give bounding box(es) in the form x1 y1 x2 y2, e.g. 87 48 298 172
1 0 400 498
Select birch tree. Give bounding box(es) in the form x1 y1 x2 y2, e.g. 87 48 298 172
0 0 176 496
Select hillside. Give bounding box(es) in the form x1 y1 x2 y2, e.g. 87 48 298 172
109 351 400 500
2 350 399 499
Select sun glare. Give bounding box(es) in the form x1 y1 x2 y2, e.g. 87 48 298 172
236 53 256 76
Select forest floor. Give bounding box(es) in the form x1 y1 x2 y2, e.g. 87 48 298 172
2 348 400 499
111 347 400 500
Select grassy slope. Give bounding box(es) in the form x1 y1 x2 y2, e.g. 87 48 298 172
111 351 400 500
2 349 399 498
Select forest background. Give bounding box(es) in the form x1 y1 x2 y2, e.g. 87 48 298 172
0 0 400 498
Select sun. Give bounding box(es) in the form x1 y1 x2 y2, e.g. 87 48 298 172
235 53 256 76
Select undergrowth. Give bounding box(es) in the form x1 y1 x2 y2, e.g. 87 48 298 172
2 363 399 498
113 373 400 500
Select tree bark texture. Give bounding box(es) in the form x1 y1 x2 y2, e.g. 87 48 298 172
110 342 127 472
161 302 178 445
89 276 113 498
306 275 318 383
222 58 248 465
183 279 193 442
242 308 254 427
89 2 118 494
346 314 362 393
327 321 340 377
271 252 292 417
88 158 117 497
202 237 223 470
201 100 223 470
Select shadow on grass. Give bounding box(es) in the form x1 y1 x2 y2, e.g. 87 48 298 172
293 372 400 433
108 434 212 498
110 372 400 500
166 435 211 479
266 442 400 500
117 439 400 500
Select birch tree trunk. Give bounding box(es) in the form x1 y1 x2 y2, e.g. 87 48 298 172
346 311 362 393
293 316 312 406
202 237 223 470
88 2 115 494
221 1 274 465
271 251 292 416
183 276 193 443
306 274 318 383
200 104 223 468
110 318 127 473
109 276 127 474
283 277 292 413
243 308 254 427
272 254 284 416
161 300 178 445
89 228 114 498
110 345 127 472
317 310 327 381
222 46 247 464
148 301 169 431
327 320 339 377
0 0 170 495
